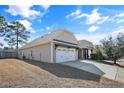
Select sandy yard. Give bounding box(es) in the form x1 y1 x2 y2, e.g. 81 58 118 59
0 59 124 88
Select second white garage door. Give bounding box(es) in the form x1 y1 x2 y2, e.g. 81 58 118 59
56 47 77 63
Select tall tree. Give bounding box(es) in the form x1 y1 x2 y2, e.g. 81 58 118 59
4 21 30 56
0 15 7 47
4 37 16 49
0 43 3 47
116 33 124 57
100 34 124 64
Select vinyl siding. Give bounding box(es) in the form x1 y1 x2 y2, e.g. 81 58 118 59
19 43 52 63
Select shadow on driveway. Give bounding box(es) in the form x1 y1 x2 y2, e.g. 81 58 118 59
62 60 105 76
23 60 103 81
116 63 124 68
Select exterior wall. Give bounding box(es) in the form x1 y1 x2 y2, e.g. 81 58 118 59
75 49 79 60
53 42 56 63
81 49 84 59
19 43 52 63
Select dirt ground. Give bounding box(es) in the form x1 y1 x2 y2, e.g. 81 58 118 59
0 59 124 88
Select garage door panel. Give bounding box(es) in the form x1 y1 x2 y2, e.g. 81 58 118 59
56 47 77 63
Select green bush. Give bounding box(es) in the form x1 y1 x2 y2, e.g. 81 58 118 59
91 53 104 60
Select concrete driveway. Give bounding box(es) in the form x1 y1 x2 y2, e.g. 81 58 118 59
61 60 124 83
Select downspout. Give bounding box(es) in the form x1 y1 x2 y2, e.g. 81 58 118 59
51 41 54 63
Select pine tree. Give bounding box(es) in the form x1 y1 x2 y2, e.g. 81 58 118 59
4 21 30 57
0 15 7 47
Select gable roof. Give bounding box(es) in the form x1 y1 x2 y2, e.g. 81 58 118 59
78 40 93 49
20 29 76 49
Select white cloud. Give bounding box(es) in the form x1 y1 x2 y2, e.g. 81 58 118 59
117 18 124 23
75 33 108 44
113 29 124 34
86 9 101 24
97 16 109 24
75 26 124 44
76 13 88 19
117 13 124 23
118 12 124 17
48 32 52 34
5 5 41 18
88 26 99 32
66 9 81 18
46 26 51 30
19 20 31 30
45 24 58 31
80 9 109 24
19 20 35 33
29 30 36 33
66 8 109 25
112 26 124 35
110 12 124 23
5 5 50 19
41 5 50 10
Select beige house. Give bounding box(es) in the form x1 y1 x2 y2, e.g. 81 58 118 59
19 29 93 63
19 29 79 63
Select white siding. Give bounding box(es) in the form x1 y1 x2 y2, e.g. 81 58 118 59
19 43 52 63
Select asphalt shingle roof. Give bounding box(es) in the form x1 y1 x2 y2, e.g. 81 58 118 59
20 29 93 50
78 40 93 48
20 29 73 49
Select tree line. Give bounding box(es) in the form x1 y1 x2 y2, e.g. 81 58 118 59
92 33 124 64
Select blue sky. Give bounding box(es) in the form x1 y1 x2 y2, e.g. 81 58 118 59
0 5 124 46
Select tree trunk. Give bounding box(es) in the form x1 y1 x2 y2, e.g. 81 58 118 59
16 29 18 58
114 57 117 65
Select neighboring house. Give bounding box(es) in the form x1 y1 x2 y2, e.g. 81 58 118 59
19 29 93 63
78 40 93 59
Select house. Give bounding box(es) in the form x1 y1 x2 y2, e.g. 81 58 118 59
78 40 93 59
19 29 79 63
19 29 93 63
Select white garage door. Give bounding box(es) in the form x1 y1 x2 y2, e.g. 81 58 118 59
56 47 77 63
